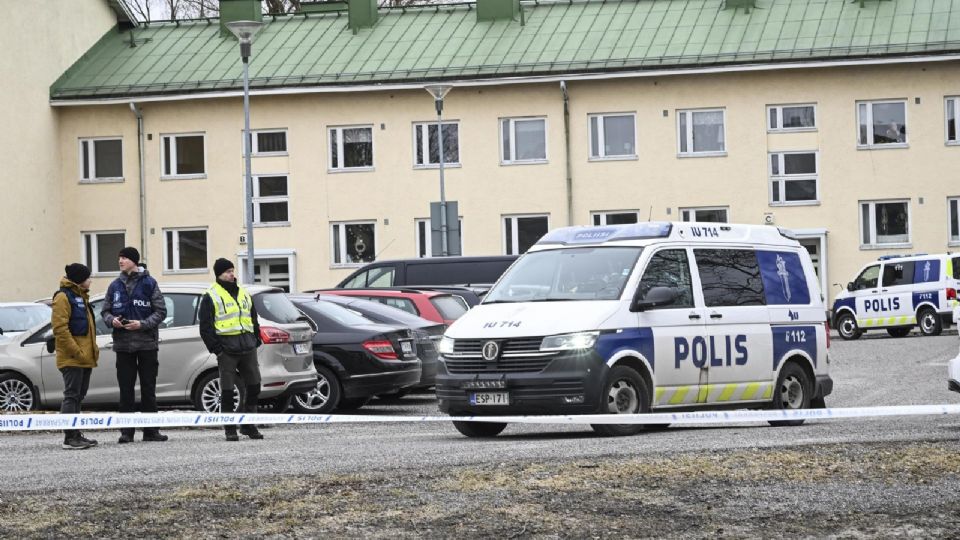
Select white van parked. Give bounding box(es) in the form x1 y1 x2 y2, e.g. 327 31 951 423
436 222 833 437
832 253 960 340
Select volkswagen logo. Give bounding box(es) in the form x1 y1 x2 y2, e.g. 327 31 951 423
481 341 500 361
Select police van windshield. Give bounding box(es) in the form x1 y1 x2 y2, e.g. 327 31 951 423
484 247 642 303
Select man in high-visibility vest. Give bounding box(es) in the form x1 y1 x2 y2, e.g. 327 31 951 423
198 258 264 441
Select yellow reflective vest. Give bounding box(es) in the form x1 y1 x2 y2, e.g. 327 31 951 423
206 283 254 336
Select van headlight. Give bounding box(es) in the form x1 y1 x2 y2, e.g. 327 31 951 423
438 336 455 355
540 331 599 352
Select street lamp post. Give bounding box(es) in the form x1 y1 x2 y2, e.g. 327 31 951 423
424 84 453 256
227 20 264 284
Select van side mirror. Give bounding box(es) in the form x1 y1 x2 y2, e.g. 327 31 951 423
846 282 856 292
632 287 679 312
44 330 55 354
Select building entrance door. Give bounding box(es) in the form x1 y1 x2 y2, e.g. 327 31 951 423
252 258 291 292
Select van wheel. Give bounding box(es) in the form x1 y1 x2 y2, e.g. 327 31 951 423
453 421 507 438
0 373 37 412
918 308 942 336
591 366 649 437
769 363 811 427
292 365 340 414
886 327 911 338
836 313 862 340
192 371 243 413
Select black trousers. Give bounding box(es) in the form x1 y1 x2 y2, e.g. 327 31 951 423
217 350 261 415
60 367 91 438
116 350 160 435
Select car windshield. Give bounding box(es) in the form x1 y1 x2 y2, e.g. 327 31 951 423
484 247 642 303
302 301 375 327
0 305 52 332
253 292 303 324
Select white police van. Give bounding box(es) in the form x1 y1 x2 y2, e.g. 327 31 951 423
436 222 833 437
832 253 960 340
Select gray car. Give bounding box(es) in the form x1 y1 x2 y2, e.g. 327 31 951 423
0 283 317 413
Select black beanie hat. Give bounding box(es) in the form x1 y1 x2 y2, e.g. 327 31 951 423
213 258 235 277
118 246 140 265
65 263 91 284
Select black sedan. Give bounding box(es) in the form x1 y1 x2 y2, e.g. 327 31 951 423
315 293 443 392
289 296 421 413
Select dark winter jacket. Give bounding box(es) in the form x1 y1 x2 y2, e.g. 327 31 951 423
198 279 262 355
100 267 166 353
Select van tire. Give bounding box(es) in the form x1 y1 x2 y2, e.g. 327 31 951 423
886 327 911 338
292 365 341 414
836 313 862 340
918 308 943 336
591 365 649 437
769 363 811 427
452 421 507 438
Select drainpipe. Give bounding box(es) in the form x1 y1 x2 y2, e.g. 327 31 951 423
129 102 147 264
560 81 573 225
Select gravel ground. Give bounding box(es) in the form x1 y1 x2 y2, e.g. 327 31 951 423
1 330 958 537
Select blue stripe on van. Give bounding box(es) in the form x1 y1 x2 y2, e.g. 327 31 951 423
757 251 810 305
596 328 655 372
772 325 818 370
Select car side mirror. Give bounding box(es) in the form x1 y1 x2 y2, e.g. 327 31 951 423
632 286 679 312
44 330 55 354
846 282 856 292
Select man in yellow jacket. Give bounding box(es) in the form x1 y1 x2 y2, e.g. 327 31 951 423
51 263 100 450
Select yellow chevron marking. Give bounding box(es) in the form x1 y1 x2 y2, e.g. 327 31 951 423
718 384 738 402
741 383 761 400
655 388 665 403
669 387 690 405
762 385 773 399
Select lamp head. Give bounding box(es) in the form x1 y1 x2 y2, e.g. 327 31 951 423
424 84 453 101
226 20 264 58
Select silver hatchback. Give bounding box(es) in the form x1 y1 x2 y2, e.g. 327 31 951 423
0 283 316 413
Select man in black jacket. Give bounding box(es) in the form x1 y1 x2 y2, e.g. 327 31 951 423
198 258 263 441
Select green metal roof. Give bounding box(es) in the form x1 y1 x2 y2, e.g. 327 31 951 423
52 0 960 100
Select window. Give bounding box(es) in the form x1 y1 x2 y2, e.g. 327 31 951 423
500 117 547 163
248 130 287 155
431 296 469 320
343 267 395 288
637 249 694 309
161 134 205 177
82 231 125 275
947 97 959 144
769 151 818 204
592 211 639 226
331 221 376 266
882 261 916 287
767 104 816 131
953 257 960 279
853 265 880 290
677 109 725 155
160 294 200 329
589 113 636 159
328 126 373 170
252 175 289 225
79 138 123 181
694 249 765 307
356 296 418 315
680 207 728 223
950 197 960 244
860 200 910 247
413 122 460 167
503 215 549 255
415 218 463 258
163 228 207 272
857 100 907 147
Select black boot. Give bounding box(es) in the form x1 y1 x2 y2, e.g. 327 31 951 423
239 384 264 439
118 429 134 444
224 425 239 442
239 424 263 440
143 429 168 442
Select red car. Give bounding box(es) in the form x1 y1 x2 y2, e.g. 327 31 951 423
308 288 469 326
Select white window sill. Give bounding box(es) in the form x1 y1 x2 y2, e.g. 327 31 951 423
330 263 367 269
328 167 374 174
414 163 462 170
946 141 960 146
948 240 960 247
252 152 289 158
254 222 291 228
588 155 638 162
856 143 909 150
80 177 125 184
162 269 209 275
677 151 727 158
767 128 818 134
91 272 116 278
161 174 207 181
769 201 821 207
859 243 912 250
500 159 548 166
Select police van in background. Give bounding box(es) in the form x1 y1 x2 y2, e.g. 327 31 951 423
832 253 960 340
436 222 833 438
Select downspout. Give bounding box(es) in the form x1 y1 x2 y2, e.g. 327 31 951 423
560 81 573 225
129 103 147 264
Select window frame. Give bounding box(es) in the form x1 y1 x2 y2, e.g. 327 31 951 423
679 206 729 223
414 217 464 258
676 108 727 157
948 196 960 247
856 99 909 149
81 230 126 276
501 213 550 255
78 137 124 183
247 129 288 157
946 96 959 146
160 132 207 179
858 199 912 249
251 174 291 228
327 124 374 172
587 112 638 161
499 116 548 165
330 220 378 268
591 210 640 226
412 120 461 168
766 103 817 133
768 151 820 206
162 227 209 274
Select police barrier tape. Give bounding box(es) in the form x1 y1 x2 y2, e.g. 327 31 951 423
2 404 960 432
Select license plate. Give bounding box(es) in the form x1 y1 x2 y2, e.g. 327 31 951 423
294 342 310 354
470 392 509 406
401 341 413 355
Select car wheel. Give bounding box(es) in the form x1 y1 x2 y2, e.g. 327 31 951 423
292 365 340 414
836 313 862 340
452 421 507 438
918 308 943 336
258 394 292 413
336 397 370 410
886 327 911 338
769 362 811 427
591 365 649 437
192 371 243 413
0 373 37 412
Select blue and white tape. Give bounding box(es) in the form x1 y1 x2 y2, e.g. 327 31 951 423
2 404 960 432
